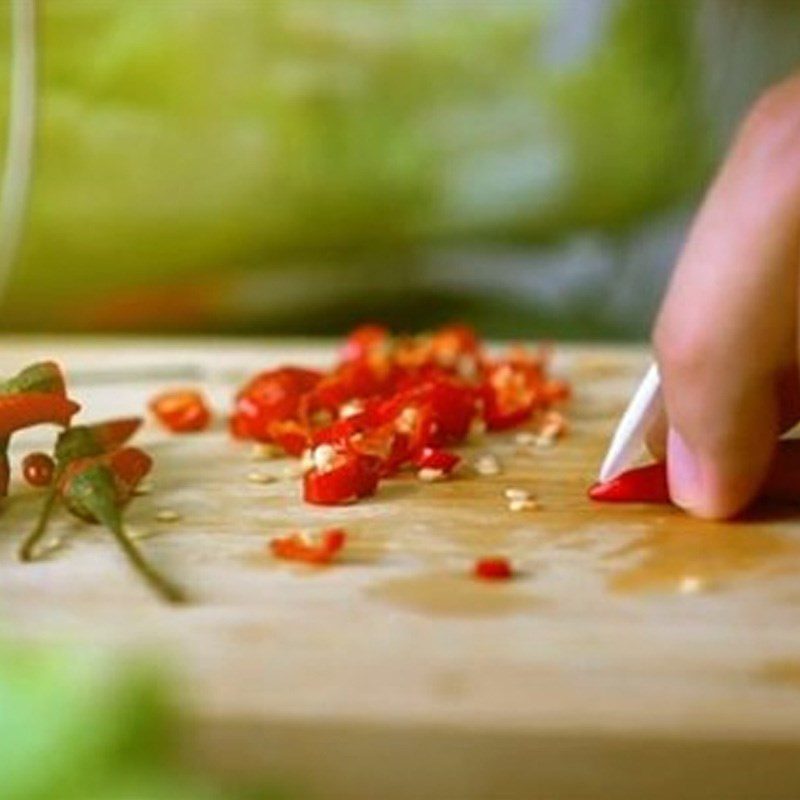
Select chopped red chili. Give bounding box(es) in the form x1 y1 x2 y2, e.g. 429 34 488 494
231 367 321 441
270 528 347 564
231 325 570 506
304 451 381 505
150 390 211 433
415 447 461 474
588 463 670 504
474 557 513 581
339 324 390 363
22 452 55 488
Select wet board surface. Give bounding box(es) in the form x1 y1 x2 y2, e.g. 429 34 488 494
2 338 800 799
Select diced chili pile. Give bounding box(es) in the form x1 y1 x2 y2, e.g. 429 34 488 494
231 324 570 506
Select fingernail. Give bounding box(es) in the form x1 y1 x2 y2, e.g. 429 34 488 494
667 429 704 511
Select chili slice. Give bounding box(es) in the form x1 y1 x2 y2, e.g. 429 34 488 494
150 390 211 433
415 447 460 474
474 557 513 581
304 452 381 505
270 528 347 564
588 463 670 504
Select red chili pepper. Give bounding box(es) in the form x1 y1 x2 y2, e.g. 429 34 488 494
266 419 312 457
339 324 391 363
588 463 670 504
230 325 570 507
60 460 183 603
304 452 381 505
22 452 55 487
61 446 153 508
480 360 540 431
91 416 143 451
270 528 347 564
415 447 461 474
430 323 481 362
20 422 147 561
107 447 154 499
150 389 211 433
309 360 394 413
232 367 321 441
1 361 67 396
311 415 367 449
542 379 571 404
474 557 513 581
0 393 80 438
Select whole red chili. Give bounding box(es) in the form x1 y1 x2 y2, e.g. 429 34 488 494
150 390 211 433
474 557 513 581
270 528 347 564
588 463 670 504
22 452 55 488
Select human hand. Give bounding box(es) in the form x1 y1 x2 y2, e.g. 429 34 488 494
650 72 800 519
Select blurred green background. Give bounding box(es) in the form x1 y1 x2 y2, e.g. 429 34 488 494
0 0 798 337
0 638 290 799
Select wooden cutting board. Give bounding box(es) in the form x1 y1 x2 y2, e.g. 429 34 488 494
2 337 800 800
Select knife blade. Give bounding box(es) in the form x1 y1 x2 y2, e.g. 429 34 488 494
598 362 663 483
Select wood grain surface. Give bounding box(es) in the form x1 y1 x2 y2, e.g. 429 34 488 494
2 337 800 799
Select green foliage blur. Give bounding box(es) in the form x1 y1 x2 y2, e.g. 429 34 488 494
0 0 714 337
0 639 286 800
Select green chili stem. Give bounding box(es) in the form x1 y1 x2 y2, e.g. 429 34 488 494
18 483 58 561
107 521 186 604
0 438 9 497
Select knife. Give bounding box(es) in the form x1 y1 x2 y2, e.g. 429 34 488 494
598 362 663 483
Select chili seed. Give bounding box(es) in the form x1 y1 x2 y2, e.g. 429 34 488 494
247 471 275 484
340 400 365 419
474 454 501 476
508 498 540 512
418 467 446 482
312 444 337 473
